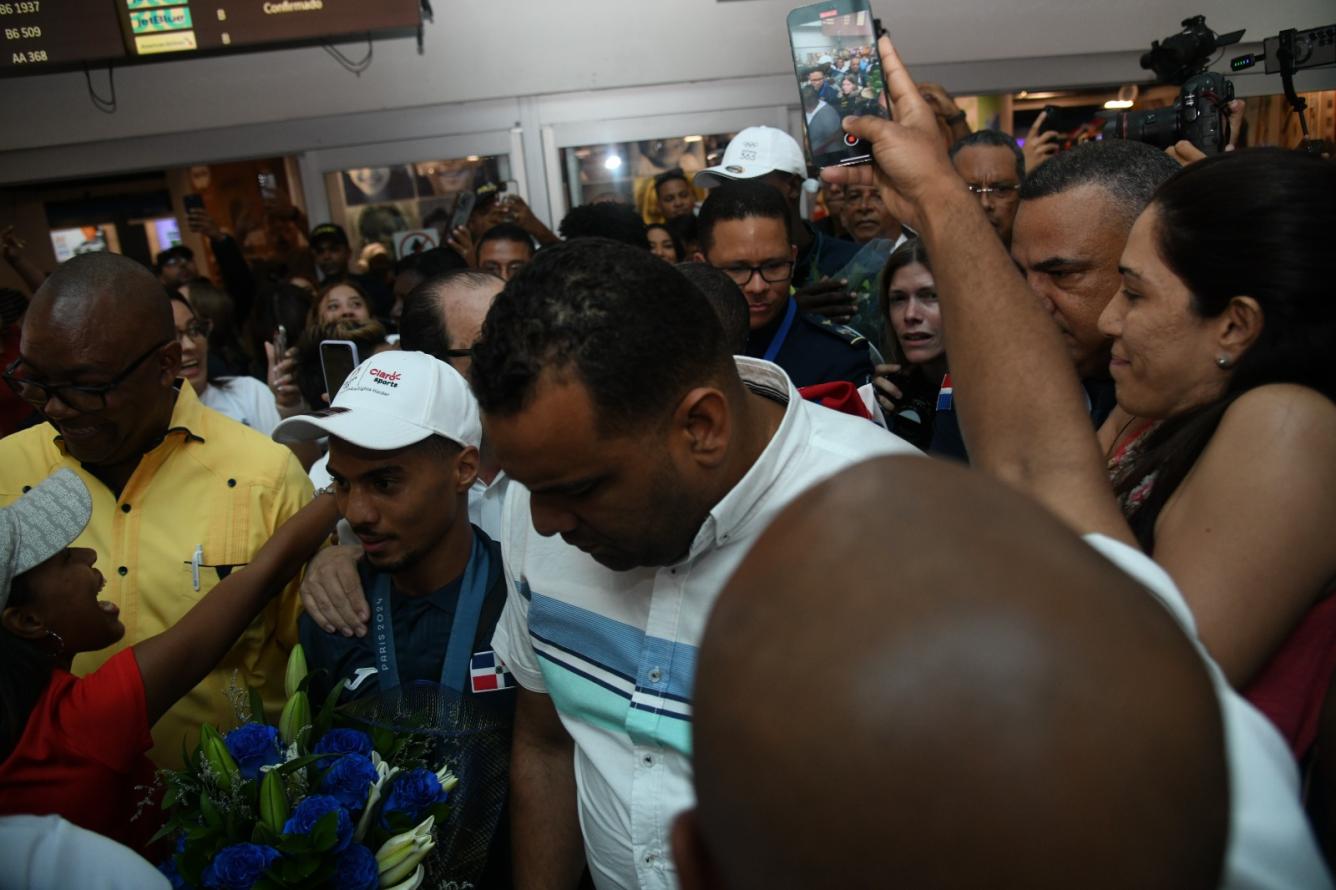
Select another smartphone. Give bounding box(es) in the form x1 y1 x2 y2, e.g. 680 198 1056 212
449 190 476 233
787 0 889 170
272 324 288 362
319 340 361 402
183 194 204 213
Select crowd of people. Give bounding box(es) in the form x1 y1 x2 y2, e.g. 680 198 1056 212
0 28 1334 890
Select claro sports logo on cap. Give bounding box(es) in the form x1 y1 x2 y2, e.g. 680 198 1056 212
369 368 401 388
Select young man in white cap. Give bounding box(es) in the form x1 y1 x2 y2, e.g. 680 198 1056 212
693 125 859 294
273 350 514 712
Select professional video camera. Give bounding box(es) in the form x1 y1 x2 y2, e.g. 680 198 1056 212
1100 16 1244 155
1231 23 1336 154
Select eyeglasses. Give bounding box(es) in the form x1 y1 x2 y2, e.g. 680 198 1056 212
719 261 794 287
175 319 212 341
966 183 1020 198
3 339 172 414
445 348 473 359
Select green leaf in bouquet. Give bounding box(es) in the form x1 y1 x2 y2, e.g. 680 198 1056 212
161 784 181 811
199 792 223 828
370 726 396 758
148 819 180 847
251 821 279 845
311 676 347 741
273 753 325 775
248 684 268 726
426 801 451 825
309 809 340 852
275 851 323 884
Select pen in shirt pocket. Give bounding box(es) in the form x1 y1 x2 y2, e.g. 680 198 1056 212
191 544 203 592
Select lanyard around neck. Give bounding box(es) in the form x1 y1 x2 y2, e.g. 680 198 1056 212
369 531 491 695
762 299 798 363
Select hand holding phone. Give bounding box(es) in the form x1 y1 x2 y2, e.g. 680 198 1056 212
787 0 890 169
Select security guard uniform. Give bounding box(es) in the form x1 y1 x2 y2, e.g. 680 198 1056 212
745 297 876 389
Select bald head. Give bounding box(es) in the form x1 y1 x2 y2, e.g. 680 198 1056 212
28 252 173 348
680 457 1227 890
19 253 181 472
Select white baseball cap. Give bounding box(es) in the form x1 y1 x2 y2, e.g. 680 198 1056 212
1 469 93 611
694 126 808 189
272 350 482 451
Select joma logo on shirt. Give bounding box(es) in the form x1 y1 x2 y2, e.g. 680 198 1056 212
370 368 401 388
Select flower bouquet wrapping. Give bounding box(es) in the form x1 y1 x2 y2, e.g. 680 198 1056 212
154 645 458 890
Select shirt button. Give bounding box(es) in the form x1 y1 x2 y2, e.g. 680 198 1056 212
647 666 662 684
117 566 128 576
227 478 237 488
120 503 131 513
642 753 654 767
644 852 658 865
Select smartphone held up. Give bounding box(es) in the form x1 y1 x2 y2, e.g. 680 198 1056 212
787 0 889 170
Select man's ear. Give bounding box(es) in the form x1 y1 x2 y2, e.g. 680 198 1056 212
673 387 730 470
693 251 707 264
454 445 480 492
672 809 724 890
2 605 49 642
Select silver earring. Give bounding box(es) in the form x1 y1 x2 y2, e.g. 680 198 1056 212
45 630 64 655
1216 356 1232 369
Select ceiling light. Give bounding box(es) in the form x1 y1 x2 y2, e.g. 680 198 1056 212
1103 99 1134 109
684 135 703 143
603 155 623 171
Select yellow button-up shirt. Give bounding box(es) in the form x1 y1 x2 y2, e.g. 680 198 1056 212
0 384 313 767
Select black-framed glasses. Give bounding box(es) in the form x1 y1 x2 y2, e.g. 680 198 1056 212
3 338 172 414
719 261 794 287
966 183 1020 198
445 348 473 360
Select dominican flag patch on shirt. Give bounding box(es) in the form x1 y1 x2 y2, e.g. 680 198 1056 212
936 373 954 412
470 650 516 694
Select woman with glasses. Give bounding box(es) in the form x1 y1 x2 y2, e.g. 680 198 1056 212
169 293 281 436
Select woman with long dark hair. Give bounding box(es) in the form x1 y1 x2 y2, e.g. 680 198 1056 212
1097 148 1336 757
874 239 947 449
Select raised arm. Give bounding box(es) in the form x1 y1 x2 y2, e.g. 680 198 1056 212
133 493 338 725
825 36 1132 544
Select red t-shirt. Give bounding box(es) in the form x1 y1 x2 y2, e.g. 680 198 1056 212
0 648 161 853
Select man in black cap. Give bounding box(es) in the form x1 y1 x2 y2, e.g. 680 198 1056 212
154 245 196 289
309 223 393 319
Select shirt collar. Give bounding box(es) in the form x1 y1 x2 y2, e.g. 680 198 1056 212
684 357 803 560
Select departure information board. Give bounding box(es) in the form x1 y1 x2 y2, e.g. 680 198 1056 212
1 0 421 75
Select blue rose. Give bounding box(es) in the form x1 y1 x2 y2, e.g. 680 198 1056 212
380 768 447 827
202 843 280 890
334 843 380 890
223 723 283 781
283 794 353 852
158 856 186 890
319 753 378 810
313 728 373 759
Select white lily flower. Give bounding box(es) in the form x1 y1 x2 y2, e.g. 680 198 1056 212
434 767 458 794
380 838 434 887
375 816 434 874
380 864 424 890
353 761 402 844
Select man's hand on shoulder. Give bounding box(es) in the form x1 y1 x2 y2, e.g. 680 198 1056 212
301 544 369 637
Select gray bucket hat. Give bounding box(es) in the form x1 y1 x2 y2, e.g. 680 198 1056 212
0 469 93 611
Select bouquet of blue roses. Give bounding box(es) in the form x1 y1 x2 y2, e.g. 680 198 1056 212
153 645 457 890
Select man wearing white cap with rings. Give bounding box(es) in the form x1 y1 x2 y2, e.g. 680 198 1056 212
273 350 517 723
694 126 861 321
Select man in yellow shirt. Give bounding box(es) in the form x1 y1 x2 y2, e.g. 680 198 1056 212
0 253 312 768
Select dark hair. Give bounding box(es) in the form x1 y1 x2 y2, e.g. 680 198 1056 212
949 130 1026 182
294 318 389 409
875 239 935 364
653 168 690 193
477 223 536 257
1018 139 1180 227
646 223 685 263
399 270 500 361
470 238 732 433
0 575 55 761
558 203 649 248
1113 148 1336 551
676 261 749 353
666 214 699 250
181 279 253 377
696 180 791 256
166 290 232 390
